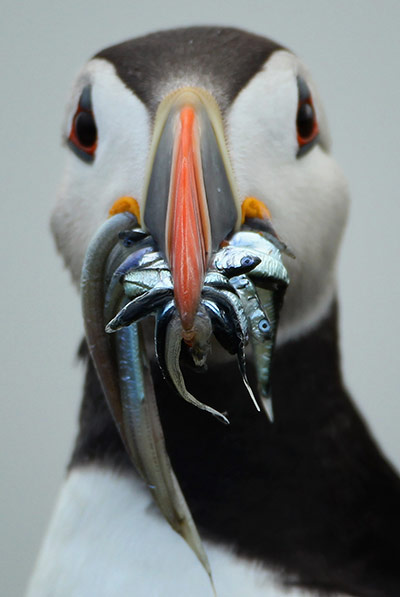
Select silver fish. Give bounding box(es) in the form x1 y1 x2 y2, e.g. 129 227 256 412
213 245 261 277
230 231 290 288
139 249 168 269
230 274 272 340
81 212 136 437
104 245 155 316
230 274 275 421
162 308 229 425
81 213 215 592
204 270 234 291
202 298 239 356
113 319 214 592
105 286 173 332
82 215 289 597
123 267 173 299
232 232 289 417
202 285 260 413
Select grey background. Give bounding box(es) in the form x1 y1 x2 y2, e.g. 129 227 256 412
1 1 399 595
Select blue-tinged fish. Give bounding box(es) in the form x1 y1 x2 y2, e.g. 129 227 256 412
161 308 229 425
229 275 274 421
202 285 259 412
229 231 290 289
106 286 173 332
212 245 261 277
81 213 215 592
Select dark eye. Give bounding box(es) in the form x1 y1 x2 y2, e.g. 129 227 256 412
68 86 97 162
296 77 319 157
74 112 97 147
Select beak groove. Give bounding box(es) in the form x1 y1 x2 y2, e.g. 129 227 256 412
143 88 241 339
166 105 210 339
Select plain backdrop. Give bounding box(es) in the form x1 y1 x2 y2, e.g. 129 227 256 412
1 1 399 595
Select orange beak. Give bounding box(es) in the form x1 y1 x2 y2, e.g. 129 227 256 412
166 105 210 341
144 89 240 343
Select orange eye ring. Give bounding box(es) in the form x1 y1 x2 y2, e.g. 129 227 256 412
69 107 97 156
296 76 319 157
67 86 97 162
296 96 319 148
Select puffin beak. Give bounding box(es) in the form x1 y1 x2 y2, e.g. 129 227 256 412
143 88 241 343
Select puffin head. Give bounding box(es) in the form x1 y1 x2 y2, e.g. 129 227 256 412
49 28 351 584
52 25 348 346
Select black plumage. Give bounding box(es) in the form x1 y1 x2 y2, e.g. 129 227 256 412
71 303 400 597
96 27 283 114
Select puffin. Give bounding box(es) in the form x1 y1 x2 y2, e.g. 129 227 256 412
26 27 400 597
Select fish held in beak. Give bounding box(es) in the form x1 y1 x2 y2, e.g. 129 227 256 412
80 88 290 593
143 88 241 346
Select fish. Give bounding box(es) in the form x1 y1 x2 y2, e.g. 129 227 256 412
160 306 229 425
105 286 173 332
202 298 240 355
81 214 290 597
104 245 155 317
201 285 260 412
123 266 173 298
227 232 290 420
213 245 261 277
230 275 275 421
81 212 215 592
114 320 215 592
229 231 290 289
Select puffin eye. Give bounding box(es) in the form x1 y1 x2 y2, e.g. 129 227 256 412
296 76 319 157
74 112 97 147
68 85 97 163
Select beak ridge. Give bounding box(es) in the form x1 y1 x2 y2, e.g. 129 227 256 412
144 88 240 341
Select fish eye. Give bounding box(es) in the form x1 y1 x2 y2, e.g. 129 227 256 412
241 256 253 268
121 237 135 248
67 85 97 162
118 230 148 247
258 319 270 334
119 231 136 247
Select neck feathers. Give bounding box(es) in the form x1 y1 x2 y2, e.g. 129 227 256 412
70 302 400 596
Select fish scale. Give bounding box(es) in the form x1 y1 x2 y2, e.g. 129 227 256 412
82 214 288 593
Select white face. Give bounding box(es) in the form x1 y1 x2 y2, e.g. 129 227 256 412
52 59 151 282
52 50 349 344
226 51 349 342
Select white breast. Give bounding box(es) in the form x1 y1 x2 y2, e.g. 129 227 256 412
26 467 348 597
